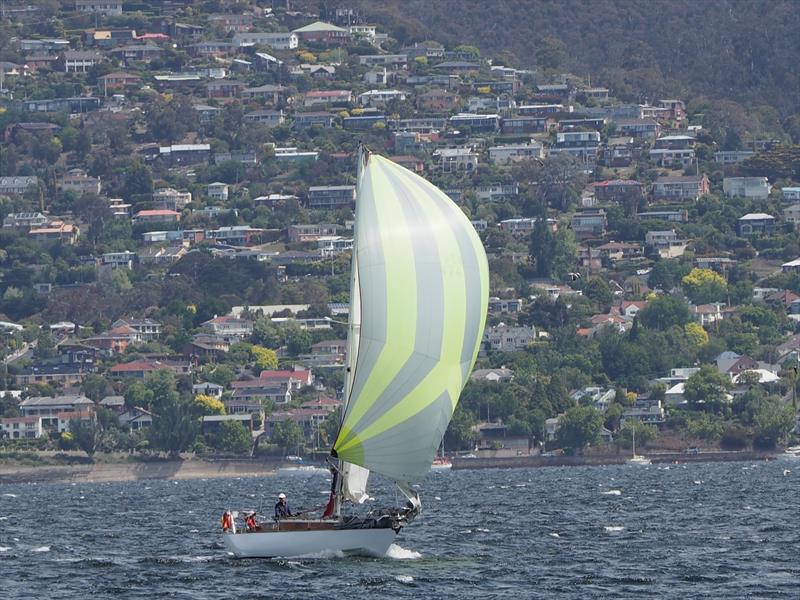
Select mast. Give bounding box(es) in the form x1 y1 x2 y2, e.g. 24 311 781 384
332 146 369 516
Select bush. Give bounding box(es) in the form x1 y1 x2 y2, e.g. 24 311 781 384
720 424 749 450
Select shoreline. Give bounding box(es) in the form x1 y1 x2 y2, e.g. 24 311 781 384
0 458 282 485
451 450 777 470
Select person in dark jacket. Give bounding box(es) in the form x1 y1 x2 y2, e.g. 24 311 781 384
274 493 293 519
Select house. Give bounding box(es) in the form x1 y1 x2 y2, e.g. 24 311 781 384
488 297 524 313
483 323 536 352
572 387 616 411
470 368 514 383
265 409 329 440
570 209 607 238
499 217 557 236
649 146 695 169
24 97 100 113
292 21 350 44
781 187 800 202
137 246 188 265
119 407 153 430
716 352 759 376
201 315 254 338
0 416 44 439
448 113 501 132
292 112 335 129
434 147 479 173
651 175 710 202
416 89 461 111
0 176 39 196
715 150 755 165
207 182 229 202
259 369 314 390
243 110 285 127
288 223 341 243
75 0 123 15
596 241 644 263
614 118 660 139
111 44 163 63
158 144 210 166
98 71 140 91
3 212 47 229
152 188 192 210
205 80 246 98
306 186 356 208
550 131 601 163
19 395 94 430
621 400 666 427
358 89 406 107
58 172 101 196
109 359 191 379
231 380 291 405
303 90 352 107
489 143 544 165
240 84 284 104
111 318 161 341
232 32 298 50
207 13 254 33
202 414 254 433
784 204 800 229
723 177 771 200
593 180 645 204
193 382 224 398
738 213 776 236
63 50 103 73
133 209 181 224
476 183 519 203
101 251 136 270
29 221 80 245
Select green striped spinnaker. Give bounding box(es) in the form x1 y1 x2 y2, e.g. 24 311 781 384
333 153 489 484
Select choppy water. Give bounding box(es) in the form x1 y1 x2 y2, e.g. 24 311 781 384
1 460 799 599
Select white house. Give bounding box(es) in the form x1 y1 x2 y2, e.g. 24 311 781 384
207 182 229 202
723 177 771 200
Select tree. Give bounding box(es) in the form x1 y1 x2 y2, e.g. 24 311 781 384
147 370 199 457
638 296 691 330
583 277 614 310
271 419 303 455
123 380 153 409
443 405 477 451
616 420 658 449
82 373 110 402
284 324 312 356
251 345 278 372
681 268 727 304
753 398 795 448
69 416 103 457
683 364 733 414
207 420 252 454
555 405 603 453
122 159 154 200
194 394 225 415
529 218 556 277
686 412 724 442
684 322 709 348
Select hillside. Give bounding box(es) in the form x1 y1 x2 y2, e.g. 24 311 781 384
339 0 800 119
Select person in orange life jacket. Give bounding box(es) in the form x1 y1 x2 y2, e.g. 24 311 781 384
245 511 258 532
275 493 293 519
220 510 233 532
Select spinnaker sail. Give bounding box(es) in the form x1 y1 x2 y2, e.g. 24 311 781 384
333 151 489 484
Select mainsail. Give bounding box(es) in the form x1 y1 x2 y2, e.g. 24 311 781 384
333 151 489 485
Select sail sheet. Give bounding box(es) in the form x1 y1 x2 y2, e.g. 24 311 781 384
333 153 489 483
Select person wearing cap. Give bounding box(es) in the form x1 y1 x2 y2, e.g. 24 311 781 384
274 493 293 519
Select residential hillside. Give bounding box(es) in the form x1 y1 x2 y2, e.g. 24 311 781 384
342 0 800 122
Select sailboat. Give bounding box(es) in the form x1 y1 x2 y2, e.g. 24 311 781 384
627 425 651 466
222 149 489 558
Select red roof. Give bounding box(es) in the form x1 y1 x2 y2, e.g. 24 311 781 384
259 369 310 381
134 209 180 217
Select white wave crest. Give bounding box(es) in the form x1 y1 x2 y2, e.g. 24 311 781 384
385 544 421 560
0 546 10 552
32 546 51 552
2 493 18 498
395 575 414 584
604 526 625 533
602 490 622 495
476 527 490 533
549 532 560 538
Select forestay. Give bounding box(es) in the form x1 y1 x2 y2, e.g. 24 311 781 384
333 152 489 484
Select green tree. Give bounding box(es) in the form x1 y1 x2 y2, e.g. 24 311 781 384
555 405 603 453
683 364 732 414
146 371 199 456
682 268 727 304
616 420 658 449
123 380 153 409
638 296 691 330
686 412 724 442
69 416 103 457
284 325 312 356
122 159 154 200
753 398 795 448
82 373 110 402
443 405 477 451
207 420 252 454
272 419 304 455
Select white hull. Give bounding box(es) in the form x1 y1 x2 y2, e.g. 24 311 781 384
276 466 329 476
628 456 651 465
222 527 397 558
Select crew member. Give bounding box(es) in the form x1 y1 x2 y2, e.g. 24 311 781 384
245 511 258 532
274 493 293 519
220 510 233 533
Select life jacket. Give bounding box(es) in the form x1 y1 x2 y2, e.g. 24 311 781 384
221 513 232 530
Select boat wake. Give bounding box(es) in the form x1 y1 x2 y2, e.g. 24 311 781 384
604 526 625 533
385 544 422 560
287 549 346 560
31 546 51 552
602 490 622 495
